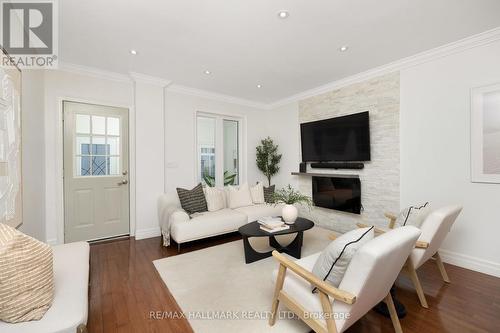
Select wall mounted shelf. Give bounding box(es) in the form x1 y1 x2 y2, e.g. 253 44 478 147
291 172 359 179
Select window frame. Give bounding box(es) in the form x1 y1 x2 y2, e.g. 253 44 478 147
195 112 245 188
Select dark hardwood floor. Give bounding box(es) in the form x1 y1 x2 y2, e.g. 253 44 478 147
88 234 500 333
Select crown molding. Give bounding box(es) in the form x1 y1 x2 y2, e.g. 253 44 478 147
167 84 269 110
56 62 267 109
58 62 132 83
129 72 172 87
269 26 500 108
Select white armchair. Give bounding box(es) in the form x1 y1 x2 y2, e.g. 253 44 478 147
269 226 421 333
358 205 463 308
401 205 462 308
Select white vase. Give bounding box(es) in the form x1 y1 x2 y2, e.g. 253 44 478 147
282 204 298 224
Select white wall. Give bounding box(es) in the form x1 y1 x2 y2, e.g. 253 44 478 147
263 102 300 189
20 70 46 240
133 78 166 239
400 39 500 276
164 90 268 192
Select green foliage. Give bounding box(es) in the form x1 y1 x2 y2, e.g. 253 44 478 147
271 185 313 208
202 170 237 187
256 137 282 186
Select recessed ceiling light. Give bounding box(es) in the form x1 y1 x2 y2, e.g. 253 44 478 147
339 45 349 52
277 10 289 19
130 49 137 55
204 70 211 75
256 84 262 88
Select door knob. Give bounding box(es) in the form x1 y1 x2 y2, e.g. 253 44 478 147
118 179 128 185
122 170 128 175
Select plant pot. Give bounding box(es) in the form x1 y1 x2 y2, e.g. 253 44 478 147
282 204 298 224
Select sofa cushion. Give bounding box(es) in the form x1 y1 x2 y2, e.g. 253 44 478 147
0 224 55 323
176 183 208 215
249 183 265 204
171 209 247 243
204 187 226 212
227 183 253 209
234 203 283 223
312 227 374 288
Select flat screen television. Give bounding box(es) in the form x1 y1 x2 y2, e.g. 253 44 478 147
300 111 370 162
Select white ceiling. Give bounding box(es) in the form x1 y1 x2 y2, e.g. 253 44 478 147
60 0 500 104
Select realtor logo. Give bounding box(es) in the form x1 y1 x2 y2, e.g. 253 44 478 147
0 0 58 68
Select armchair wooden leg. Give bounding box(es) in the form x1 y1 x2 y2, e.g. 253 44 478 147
385 293 403 333
77 324 88 333
406 265 428 308
319 291 337 333
434 252 450 283
269 264 287 326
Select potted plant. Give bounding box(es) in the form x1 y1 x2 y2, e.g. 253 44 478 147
256 137 282 186
272 185 313 224
202 170 237 187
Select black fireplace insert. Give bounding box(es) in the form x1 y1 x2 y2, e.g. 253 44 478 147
312 176 361 214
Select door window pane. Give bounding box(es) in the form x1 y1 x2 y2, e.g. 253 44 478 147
76 136 91 155
75 156 91 176
91 136 106 155
197 116 216 186
223 120 239 185
92 116 106 135
92 156 108 175
107 117 120 135
109 156 120 175
76 114 90 134
107 137 119 155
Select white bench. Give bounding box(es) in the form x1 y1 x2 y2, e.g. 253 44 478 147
0 242 90 333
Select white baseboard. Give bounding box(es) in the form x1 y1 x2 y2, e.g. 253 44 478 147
46 238 58 245
439 249 500 278
135 227 162 240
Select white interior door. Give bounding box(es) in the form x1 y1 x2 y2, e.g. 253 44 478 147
63 101 129 242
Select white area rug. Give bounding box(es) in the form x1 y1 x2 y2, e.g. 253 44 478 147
153 227 332 333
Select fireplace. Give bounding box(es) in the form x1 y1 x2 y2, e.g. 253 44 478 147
312 176 361 214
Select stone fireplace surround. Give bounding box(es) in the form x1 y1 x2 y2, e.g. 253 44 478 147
296 72 400 233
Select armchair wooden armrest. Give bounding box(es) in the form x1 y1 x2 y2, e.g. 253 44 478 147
356 223 429 249
356 223 388 235
272 251 356 305
384 212 397 229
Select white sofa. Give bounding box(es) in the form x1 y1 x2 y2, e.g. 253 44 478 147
0 241 90 333
158 191 283 250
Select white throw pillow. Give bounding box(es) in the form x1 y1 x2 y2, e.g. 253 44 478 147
312 227 374 288
250 183 265 204
228 183 253 209
395 202 430 228
203 187 226 212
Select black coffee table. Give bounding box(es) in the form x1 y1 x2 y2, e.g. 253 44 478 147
238 217 314 264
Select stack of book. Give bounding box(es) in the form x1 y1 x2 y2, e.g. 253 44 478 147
257 217 290 233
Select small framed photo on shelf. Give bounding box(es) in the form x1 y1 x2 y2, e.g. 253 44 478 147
471 83 500 183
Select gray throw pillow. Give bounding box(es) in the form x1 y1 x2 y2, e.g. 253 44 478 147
263 185 275 203
176 183 208 215
312 227 374 289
